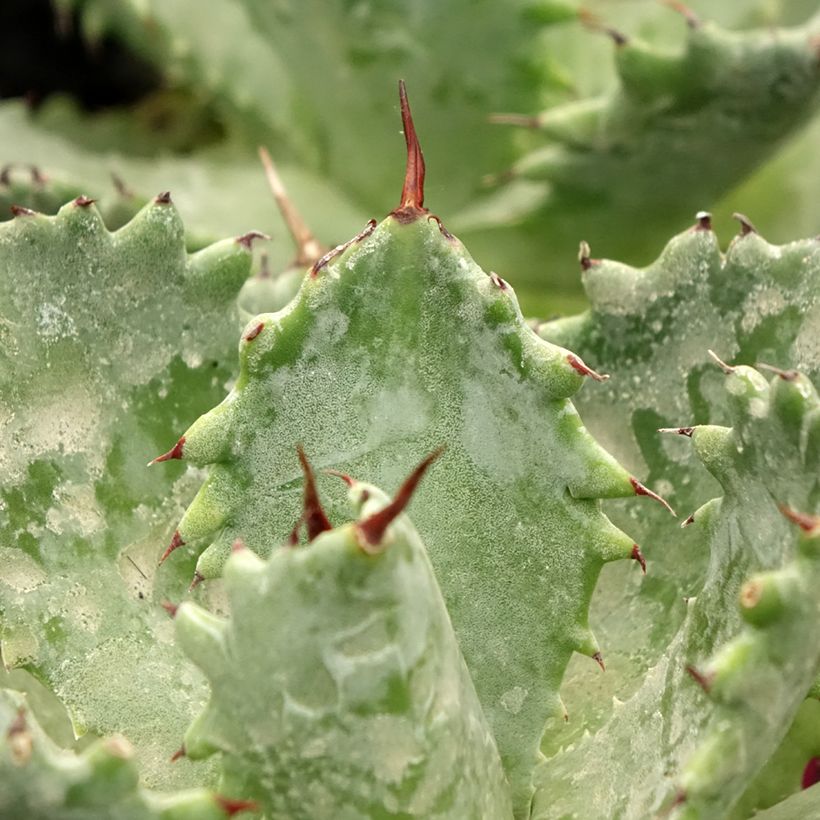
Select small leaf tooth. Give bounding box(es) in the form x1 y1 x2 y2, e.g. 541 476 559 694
161 600 179 619
358 447 445 548
694 211 712 231
732 212 757 236
707 349 735 374
10 205 36 217
310 219 377 277
149 435 185 465
686 664 714 693
158 530 185 565
213 796 260 817
189 571 205 591
258 146 324 266
243 322 265 342
155 191 172 204
73 195 96 207
592 651 606 672
630 477 676 516
681 512 695 528
566 352 609 381
661 0 701 28
578 240 598 271
658 426 694 437
631 544 647 574
778 504 820 533
394 79 427 215
490 271 508 290
487 113 541 128
757 362 799 381
170 745 186 762
324 468 354 487
296 446 333 541
235 230 270 250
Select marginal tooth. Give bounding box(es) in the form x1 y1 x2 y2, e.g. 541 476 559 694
296 446 333 541
681 513 696 528
630 477 676 517
707 349 735 374
658 427 694 437
732 212 757 237
631 544 647 574
592 651 606 672
566 352 609 382
158 530 185 566
189 572 205 591
148 435 185 465
662 0 701 28
235 230 269 250
694 211 712 231
170 745 186 762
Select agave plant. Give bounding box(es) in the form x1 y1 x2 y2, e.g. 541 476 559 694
2 3 820 818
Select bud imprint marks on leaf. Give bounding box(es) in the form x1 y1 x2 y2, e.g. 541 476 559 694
357 447 444 550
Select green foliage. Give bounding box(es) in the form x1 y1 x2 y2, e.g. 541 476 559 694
3 4 820 816
176 457 512 819
0 198 253 787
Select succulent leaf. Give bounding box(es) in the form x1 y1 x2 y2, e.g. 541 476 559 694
0 198 253 787
157 87 657 815
530 365 820 819
176 454 513 818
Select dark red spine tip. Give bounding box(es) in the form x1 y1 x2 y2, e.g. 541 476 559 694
391 80 427 221
235 230 270 249
158 530 185 565
155 191 172 204
296 446 333 541
244 322 265 342
189 571 205 591
490 272 508 291
694 211 712 231
779 505 820 533
630 477 676 517
631 544 647 574
161 600 179 619
73 195 96 207
357 447 444 548
592 651 606 672
10 204 36 217
802 757 820 790
686 664 713 693
213 796 261 817
170 745 186 762
150 436 185 465
566 352 609 382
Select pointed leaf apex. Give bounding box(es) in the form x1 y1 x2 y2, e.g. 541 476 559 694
578 240 598 271
631 544 647 574
593 651 606 672
149 436 185 465
73 195 96 207
630 477 676 516
258 146 325 265
296 446 333 541
392 80 427 221
189 571 205 591
357 447 444 547
155 191 172 204
158 530 185 565
10 204 36 217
